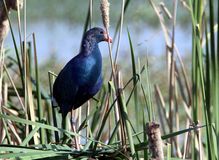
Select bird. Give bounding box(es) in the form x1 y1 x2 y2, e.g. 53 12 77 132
53 27 112 119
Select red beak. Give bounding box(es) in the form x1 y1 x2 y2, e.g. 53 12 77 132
103 32 112 43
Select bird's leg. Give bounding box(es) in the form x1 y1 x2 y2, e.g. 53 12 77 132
61 114 69 144
71 110 80 150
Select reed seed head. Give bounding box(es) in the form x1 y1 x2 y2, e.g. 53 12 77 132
100 0 110 31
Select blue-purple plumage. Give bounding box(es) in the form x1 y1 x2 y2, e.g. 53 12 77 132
53 27 112 118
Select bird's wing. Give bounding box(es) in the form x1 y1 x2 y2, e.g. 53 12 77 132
53 60 79 107
73 74 103 109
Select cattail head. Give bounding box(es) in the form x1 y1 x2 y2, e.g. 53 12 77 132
100 0 110 31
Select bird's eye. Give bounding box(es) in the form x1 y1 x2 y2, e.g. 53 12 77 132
100 31 104 34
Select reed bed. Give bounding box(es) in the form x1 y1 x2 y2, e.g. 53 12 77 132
0 0 218 159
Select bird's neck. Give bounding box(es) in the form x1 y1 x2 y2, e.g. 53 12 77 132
80 37 98 56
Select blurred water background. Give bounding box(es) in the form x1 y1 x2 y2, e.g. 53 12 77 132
5 0 192 64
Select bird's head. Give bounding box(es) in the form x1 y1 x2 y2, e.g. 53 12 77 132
84 27 112 43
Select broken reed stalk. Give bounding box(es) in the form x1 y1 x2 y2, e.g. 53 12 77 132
146 122 164 160
48 71 60 142
116 71 126 147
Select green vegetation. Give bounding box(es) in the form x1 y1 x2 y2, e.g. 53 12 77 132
0 0 218 159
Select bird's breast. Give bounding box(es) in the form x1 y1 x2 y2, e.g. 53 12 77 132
76 51 102 86
84 56 102 85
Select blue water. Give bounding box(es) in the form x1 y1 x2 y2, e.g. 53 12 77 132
5 22 192 64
